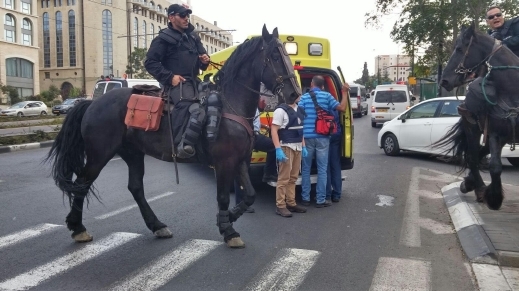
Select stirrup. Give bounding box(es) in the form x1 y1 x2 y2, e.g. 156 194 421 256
176 143 195 159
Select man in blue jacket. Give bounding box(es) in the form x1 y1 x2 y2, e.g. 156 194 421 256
486 6 519 57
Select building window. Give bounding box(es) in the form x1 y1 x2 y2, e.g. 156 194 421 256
102 10 113 76
6 58 33 78
133 17 138 48
69 10 76 66
4 14 15 43
4 0 13 9
22 18 32 45
43 12 50 67
56 11 63 67
45 72 50 78
142 20 146 48
54 0 61 6
149 23 154 44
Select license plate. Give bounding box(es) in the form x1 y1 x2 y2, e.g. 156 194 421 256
377 109 388 113
53 111 59 113
376 116 384 119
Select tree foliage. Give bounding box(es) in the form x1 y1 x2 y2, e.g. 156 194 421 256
126 47 152 79
365 0 519 75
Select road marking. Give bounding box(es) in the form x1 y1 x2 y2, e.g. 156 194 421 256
245 248 320 291
0 223 63 250
369 257 431 291
0 232 140 291
109 239 222 291
400 167 422 247
472 263 511 291
95 192 175 220
502 267 519 290
376 195 394 207
419 217 454 234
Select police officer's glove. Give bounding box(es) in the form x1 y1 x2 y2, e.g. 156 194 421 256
490 31 503 40
302 146 308 158
276 148 288 163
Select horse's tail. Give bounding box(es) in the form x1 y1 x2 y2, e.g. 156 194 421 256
44 100 93 201
431 118 468 172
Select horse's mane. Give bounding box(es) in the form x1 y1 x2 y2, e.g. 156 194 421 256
214 35 274 93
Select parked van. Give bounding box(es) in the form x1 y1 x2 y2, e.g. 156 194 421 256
91 77 161 100
349 83 368 117
371 84 415 127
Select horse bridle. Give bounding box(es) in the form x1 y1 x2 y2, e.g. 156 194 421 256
455 36 503 76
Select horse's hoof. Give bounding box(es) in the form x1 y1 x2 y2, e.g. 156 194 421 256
73 231 93 243
226 237 245 248
154 227 173 238
475 188 486 202
460 182 468 193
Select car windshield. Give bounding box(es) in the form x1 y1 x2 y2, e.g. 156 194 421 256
62 99 75 105
349 87 358 96
9 102 28 109
375 90 407 103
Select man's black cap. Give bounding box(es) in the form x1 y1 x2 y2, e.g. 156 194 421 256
168 4 192 16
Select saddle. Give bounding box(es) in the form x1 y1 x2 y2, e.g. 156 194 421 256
124 85 165 131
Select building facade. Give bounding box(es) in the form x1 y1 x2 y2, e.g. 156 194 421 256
0 0 40 103
38 0 233 98
374 54 412 83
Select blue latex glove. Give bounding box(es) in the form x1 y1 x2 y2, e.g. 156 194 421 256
276 148 288 163
302 146 308 158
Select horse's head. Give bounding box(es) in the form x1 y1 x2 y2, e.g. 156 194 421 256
441 22 496 91
255 25 302 104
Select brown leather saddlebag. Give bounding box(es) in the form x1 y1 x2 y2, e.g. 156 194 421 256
124 94 164 131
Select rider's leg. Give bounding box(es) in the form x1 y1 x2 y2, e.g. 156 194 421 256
177 102 206 158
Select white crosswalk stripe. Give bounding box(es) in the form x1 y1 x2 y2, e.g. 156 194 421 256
0 232 140 291
108 239 222 291
369 257 432 290
244 248 321 291
0 223 63 250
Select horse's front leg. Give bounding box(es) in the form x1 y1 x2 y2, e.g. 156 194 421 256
118 147 171 238
215 162 245 248
484 134 506 210
229 161 256 222
460 120 486 200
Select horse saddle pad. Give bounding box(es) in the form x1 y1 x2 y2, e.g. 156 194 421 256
124 94 164 131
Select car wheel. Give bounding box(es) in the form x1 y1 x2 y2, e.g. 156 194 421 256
371 121 377 128
507 157 519 167
40 111 47 115
17 112 23 117
383 133 400 156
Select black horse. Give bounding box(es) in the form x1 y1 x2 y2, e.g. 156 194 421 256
435 22 519 210
45 25 301 248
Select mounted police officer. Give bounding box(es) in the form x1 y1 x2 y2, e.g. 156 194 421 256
145 4 210 159
486 6 519 57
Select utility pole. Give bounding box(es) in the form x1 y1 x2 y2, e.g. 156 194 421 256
437 0 444 97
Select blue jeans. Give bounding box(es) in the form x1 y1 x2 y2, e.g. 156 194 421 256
326 133 342 200
301 137 330 204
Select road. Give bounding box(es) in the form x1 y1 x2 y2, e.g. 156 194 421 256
1 113 518 290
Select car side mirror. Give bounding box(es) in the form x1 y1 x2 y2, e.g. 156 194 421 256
398 114 406 123
365 93 370 98
411 96 416 101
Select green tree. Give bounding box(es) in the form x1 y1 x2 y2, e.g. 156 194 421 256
40 85 61 102
361 62 370 85
126 47 151 79
365 0 519 77
1 84 21 104
69 87 82 98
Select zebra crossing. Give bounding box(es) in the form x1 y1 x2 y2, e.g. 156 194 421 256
0 223 324 291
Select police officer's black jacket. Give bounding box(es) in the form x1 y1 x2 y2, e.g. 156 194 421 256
145 22 208 87
488 16 519 57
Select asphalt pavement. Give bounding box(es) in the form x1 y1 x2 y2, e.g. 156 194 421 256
1 113 518 290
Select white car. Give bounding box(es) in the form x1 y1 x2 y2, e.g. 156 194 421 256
377 96 519 166
0 101 48 117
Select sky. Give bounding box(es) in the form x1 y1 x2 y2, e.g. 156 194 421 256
188 0 403 82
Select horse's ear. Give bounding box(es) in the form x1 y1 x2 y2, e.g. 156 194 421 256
272 27 279 39
464 21 476 39
262 24 271 41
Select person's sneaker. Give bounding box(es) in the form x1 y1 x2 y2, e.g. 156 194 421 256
301 201 310 206
245 207 255 213
276 207 293 217
332 198 340 203
287 204 307 213
315 200 332 208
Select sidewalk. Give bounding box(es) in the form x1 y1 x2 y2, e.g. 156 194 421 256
442 182 519 290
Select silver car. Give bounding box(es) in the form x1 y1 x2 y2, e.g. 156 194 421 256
0 101 48 117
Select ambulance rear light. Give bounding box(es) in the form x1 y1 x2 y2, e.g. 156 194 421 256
294 65 304 70
371 106 375 113
284 42 298 55
308 43 323 56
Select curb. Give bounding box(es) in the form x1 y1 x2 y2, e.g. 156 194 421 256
0 140 54 154
441 182 519 268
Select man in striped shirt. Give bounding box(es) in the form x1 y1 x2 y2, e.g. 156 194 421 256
298 76 349 207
